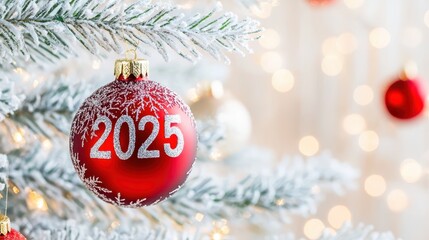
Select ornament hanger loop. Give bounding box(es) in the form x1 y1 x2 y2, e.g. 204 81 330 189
125 49 138 60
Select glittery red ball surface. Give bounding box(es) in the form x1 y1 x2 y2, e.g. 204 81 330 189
0 229 26 240
384 78 425 120
308 0 335 6
70 77 197 207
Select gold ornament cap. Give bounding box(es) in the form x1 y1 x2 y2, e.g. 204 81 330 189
114 48 149 80
0 214 11 235
114 58 149 80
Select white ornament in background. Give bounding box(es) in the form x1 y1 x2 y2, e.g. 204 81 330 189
191 82 252 160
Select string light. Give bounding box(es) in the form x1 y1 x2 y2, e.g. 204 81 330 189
42 139 53 151
299 136 320 156
210 220 229 240
14 67 30 82
353 85 374 106
344 0 364 9
195 212 205 222
187 88 200 103
358 130 379 152
369 28 391 49
12 128 26 144
322 55 343 76
364 175 386 197
260 51 283 73
400 158 423 183
275 198 285 206
303 218 325 240
259 29 281 49
26 190 48 211
327 205 352 229
342 114 366 135
387 189 409 212
272 69 294 92
92 59 101 69
33 80 39 88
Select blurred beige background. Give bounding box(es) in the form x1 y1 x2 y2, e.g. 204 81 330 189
224 0 429 239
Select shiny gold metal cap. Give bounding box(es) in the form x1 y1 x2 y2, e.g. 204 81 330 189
114 58 149 80
0 214 10 235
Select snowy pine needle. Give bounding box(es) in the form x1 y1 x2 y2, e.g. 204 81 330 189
6 145 358 227
17 218 198 240
0 154 8 191
0 77 22 121
163 154 358 223
0 0 261 66
11 78 94 137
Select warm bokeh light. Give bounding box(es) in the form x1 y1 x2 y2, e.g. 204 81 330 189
336 33 357 54
27 190 48 211
369 28 391 49
195 212 205 222
402 27 422 48
276 198 285 206
12 131 24 143
187 88 200 103
322 55 343 76
364 175 386 197
299 136 320 156
272 69 294 92
92 59 101 69
387 189 409 212
342 114 366 135
353 85 374 106
344 0 364 9
42 139 53 150
400 158 423 183
322 37 338 55
260 51 283 73
358 130 379 152
424 10 429 28
304 218 325 240
259 29 281 49
328 205 352 229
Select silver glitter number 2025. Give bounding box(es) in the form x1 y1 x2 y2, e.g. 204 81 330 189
89 114 184 160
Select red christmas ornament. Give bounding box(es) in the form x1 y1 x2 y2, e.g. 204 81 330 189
0 215 26 240
308 0 335 6
0 229 26 240
70 58 197 207
384 76 425 120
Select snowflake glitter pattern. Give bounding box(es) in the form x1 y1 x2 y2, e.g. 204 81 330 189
70 80 194 144
69 79 197 207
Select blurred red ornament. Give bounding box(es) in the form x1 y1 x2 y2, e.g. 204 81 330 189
308 0 335 6
0 215 26 240
70 58 197 207
384 76 425 120
0 229 26 240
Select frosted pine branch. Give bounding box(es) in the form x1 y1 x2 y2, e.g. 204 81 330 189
11 78 94 137
0 77 21 122
162 154 359 223
0 154 8 191
6 143 357 227
6 147 157 226
0 0 261 66
17 219 198 240
318 223 397 240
